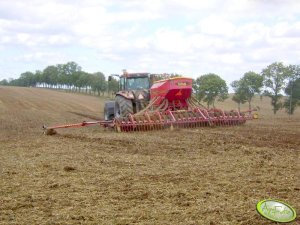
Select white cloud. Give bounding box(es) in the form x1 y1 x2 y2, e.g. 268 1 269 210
198 15 236 37
12 52 64 63
153 29 190 54
0 0 300 84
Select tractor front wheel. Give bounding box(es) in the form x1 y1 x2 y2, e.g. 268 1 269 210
114 96 133 118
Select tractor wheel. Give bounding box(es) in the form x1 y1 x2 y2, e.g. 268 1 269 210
114 96 133 118
104 101 115 121
104 108 114 120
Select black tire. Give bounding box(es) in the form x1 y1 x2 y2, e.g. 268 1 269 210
104 101 115 120
114 95 133 118
104 108 114 121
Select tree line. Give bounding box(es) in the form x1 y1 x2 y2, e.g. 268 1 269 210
0 62 119 96
192 62 300 114
1 61 300 114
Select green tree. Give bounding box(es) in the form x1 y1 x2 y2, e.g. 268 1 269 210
262 62 288 114
0 79 9 85
56 64 67 89
108 76 119 96
239 71 263 111
19 71 36 87
62 62 82 91
231 80 247 112
91 72 107 96
284 77 300 114
34 70 43 87
284 65 300 114
194 73 228 108
77 72 92 93
43 66 58 88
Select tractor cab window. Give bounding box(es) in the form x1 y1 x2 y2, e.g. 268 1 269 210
119 77 125 90
127 77 149 90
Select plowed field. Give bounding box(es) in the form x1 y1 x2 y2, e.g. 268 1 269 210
0 86 299 225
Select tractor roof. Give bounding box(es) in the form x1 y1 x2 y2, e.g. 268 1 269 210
121 73 150 78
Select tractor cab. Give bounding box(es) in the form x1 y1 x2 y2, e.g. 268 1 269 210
104 71 152 120
118 72 151 91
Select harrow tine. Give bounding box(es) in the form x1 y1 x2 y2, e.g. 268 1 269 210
158 123 161 130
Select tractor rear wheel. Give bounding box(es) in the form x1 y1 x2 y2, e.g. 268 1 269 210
114 96 133 118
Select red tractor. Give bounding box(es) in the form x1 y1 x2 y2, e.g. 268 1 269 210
104 70 152 120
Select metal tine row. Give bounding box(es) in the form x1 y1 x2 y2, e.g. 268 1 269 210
119 117 245 132
117 106 249 132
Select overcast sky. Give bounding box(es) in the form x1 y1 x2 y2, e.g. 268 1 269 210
0 0 300 85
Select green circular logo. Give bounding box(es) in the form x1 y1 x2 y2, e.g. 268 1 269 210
257 199 297 223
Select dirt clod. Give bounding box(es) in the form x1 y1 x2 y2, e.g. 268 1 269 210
63 166 76 171
45 128 57 135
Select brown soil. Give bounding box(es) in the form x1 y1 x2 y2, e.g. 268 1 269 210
0 86 299 225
